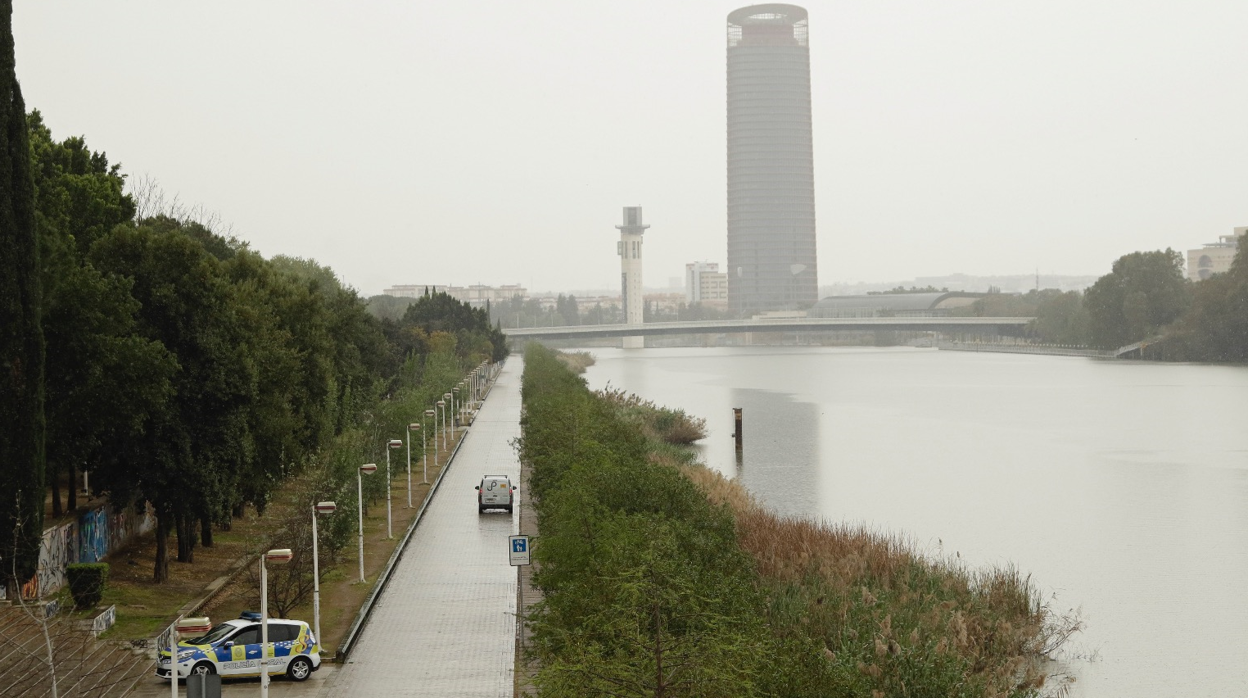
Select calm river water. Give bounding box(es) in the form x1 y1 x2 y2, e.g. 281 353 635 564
579 346 1248 697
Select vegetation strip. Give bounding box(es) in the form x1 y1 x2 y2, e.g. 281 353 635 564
517 344 1076 697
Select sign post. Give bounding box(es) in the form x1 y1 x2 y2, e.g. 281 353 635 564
508 535 530 566
510 535 531 649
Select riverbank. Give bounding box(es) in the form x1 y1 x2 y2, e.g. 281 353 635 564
936 340 1113 358
518 344 1074 696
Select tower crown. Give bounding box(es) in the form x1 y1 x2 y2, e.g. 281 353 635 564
615 206 650 235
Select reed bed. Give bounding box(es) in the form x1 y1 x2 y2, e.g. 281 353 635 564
684 464 1080 697
596 385 708 444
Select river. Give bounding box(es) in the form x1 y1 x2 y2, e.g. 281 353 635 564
579 346 1248 697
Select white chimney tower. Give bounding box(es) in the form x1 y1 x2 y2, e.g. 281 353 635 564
616 206 649 349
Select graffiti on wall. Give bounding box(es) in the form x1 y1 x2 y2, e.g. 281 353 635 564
0 501 158 600
78 508 108 563
30 523 77 599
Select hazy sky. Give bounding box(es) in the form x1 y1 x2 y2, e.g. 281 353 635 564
15 1 1248 296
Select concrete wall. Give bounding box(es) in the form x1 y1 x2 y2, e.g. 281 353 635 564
0 502 156 601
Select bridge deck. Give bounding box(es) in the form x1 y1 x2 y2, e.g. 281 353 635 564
503 317 1034 340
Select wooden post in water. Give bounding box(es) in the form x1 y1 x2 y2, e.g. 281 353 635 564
732 408 743 450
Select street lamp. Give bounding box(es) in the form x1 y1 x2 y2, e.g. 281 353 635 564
443 393 453 443
169 616 211 698
424 409 436 477
452 386 461 429
385 439 403 539
311 501 336 652
356 463 377 583
260 548 293 698
406 424 420 508
436 400 447 451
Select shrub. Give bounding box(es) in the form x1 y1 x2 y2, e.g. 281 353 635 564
66 563 109 609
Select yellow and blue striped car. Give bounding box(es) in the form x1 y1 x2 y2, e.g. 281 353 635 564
156 613 321 682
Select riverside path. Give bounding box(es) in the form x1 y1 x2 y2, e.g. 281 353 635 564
327 359 522 697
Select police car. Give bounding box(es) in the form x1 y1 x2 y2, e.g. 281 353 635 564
156 612 321 682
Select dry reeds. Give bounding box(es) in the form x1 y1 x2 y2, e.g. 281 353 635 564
596 386 708 444
554 350 595 374
681 463 1080 696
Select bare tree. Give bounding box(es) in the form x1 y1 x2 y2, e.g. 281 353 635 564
126 172 236 239
1 527 145 698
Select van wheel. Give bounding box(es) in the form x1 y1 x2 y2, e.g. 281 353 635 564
505 505 513 514
287 656 313 682
478 505 486 514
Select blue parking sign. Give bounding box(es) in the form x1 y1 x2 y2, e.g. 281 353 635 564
509 535 530 566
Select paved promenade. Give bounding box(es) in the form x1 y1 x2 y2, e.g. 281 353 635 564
327 359 521 697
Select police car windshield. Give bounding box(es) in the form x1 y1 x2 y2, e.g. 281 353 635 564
188 622 240 645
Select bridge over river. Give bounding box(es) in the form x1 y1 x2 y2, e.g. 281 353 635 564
503 316 1034 341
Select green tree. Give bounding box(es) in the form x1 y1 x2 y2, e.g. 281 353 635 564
1083 249 1190 349
0 0 46 593
1030 290 1091 345
89 223 252 581
28 113 175 517
1169 242 1248 361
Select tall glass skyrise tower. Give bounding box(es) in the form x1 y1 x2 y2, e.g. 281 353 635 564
726 4 817 313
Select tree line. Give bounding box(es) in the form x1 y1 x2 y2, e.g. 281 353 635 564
955 246 1247 359
1 99 507 589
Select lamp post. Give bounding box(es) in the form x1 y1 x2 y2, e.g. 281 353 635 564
443 393 454 443
424 409 436 478
406 424 419 507
260 548 293 698
356 463 377 583
436 400 446 451
452 386 461 429
385 439 403 539
312 501 336 652
170 616 211 698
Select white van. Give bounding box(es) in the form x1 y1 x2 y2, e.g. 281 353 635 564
476 475 515 514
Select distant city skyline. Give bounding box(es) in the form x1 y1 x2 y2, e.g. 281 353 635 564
14 2 1247 297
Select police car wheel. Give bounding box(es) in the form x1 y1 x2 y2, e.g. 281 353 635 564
287 657 313 682
190 662 215 676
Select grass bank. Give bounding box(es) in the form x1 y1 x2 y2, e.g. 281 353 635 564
518 344 1075 697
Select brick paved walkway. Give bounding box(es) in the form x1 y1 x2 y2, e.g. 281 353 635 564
327 359 521 697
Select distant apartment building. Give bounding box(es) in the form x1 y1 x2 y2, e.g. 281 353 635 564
1187 227 1246 281
685 262 729 308
382 283 527 306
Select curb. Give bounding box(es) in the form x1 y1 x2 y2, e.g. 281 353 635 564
334 366 504 662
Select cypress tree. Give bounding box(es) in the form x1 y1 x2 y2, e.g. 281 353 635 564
0 0 47 595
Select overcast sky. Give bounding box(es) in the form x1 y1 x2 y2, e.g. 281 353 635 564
15 1 1248 296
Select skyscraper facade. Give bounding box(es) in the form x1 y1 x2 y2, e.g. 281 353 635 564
726 4 818 314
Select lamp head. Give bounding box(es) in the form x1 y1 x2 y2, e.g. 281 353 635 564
265 549 294 563
177 617 212 634
360 463 378 475
315 501 337 514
